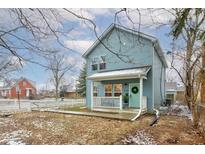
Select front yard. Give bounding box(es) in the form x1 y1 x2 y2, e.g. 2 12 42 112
0 111 204 145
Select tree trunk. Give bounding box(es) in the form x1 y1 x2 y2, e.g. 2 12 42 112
185 40 193 110
201 42 205 104
185 40 200 128
55 82 59 101
192 103 200 128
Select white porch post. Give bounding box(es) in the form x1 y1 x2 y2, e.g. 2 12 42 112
139 77 143 109
90 80 93 110
119 95 123 110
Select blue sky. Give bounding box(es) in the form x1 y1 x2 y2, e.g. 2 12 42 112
2 9 174 90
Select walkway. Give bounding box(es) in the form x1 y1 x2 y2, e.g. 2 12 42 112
31 108 139 121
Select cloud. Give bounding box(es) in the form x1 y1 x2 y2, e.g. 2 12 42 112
66 54 84 70
165 53 185 84
36 83 55 91
117 9 175 29
64 40 94 54
58 8 95 21
87 8 116 16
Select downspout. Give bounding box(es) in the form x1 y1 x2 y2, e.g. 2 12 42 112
150 108 160 126
149 41 161 125
131 109 142 121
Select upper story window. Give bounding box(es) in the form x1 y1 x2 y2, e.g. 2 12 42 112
23 81 26 87
16 89 21 94
91 57 98 71
99 56 106 70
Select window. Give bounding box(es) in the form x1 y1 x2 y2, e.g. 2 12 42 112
114 84 122 96
23 81 26 87
91 57 98 71
93 87 98 96
104 84 112 96
99 56 106 70
93 82 98 96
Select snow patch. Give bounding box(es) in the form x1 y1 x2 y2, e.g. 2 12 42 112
0 130 32 145
0 117 15 128
122 130 156 145
32 120 65 133
160 104 192 120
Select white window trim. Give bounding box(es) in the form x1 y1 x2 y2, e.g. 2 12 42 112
104 83 122 97
91 57 99 71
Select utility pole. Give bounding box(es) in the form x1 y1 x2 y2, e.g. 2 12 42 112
16 84 21 109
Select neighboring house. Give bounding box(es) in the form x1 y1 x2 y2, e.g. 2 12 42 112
64 91 81 98
60 85 81 98
83 24 167 113
165 82 185 103
0 77 37 99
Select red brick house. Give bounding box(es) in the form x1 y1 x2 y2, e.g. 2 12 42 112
0 77 37 99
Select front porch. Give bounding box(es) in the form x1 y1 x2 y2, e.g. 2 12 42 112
87 66 151 113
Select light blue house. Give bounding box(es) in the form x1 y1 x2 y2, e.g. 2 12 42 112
82 24 167 115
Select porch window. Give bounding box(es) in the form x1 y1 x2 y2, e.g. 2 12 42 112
114 84 122 96
93 82 98 96
91 57 98 71
99 56 106 70
105 84 112 96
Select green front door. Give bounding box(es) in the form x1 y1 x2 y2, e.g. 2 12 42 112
129 83 140 108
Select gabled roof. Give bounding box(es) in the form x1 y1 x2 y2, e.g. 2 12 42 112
3 77 36 89
82 23 168 67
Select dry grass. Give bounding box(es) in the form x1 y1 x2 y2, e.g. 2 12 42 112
0 111 204 145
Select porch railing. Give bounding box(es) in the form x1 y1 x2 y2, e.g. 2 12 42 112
93 96 122 109
142 96 147 111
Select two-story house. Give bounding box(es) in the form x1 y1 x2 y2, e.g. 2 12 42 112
83 24 167 114
0 77 37 99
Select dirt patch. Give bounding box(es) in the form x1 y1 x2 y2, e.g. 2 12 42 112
148 116 205 144
0 111 204 145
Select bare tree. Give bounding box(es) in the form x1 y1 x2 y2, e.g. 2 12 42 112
46 53 73 100
0 9 76 72
0 55 21 84
169 8 205 127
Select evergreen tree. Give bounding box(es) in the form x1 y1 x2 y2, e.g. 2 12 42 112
76 63 86 97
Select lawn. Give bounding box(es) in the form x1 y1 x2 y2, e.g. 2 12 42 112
58 104 89 112
0 111 204 145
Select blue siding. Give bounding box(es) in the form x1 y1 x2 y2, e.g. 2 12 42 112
153 48 166 108
143 69 153 111
85 26 165 111
86 28 153 76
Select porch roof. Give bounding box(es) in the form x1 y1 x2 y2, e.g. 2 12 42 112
87 66 151 81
